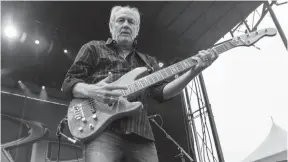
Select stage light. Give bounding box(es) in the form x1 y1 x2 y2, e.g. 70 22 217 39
35 40 40 44
158 62 164 68
40 86 48 100
18 80 22 84
64 49 68 53
4 25 18 39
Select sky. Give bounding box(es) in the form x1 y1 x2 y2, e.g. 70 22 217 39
198 3 287 162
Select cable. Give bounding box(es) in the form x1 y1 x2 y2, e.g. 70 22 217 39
57 136 61 162
56 116 67 162
158 114 164 127
74 147 80 162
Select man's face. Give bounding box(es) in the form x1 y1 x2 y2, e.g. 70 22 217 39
110 9 139 46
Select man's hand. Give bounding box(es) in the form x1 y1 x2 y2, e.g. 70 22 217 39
86 72 127 104
192 49 219 72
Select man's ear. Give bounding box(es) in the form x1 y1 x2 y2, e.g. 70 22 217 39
135 26 140 37
109 22 113 34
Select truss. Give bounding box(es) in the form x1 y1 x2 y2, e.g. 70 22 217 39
182 1 287 162
225 0 287 49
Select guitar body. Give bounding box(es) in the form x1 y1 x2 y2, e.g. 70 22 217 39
67 67 149 142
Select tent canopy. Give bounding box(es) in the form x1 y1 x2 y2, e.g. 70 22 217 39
242 123 287 162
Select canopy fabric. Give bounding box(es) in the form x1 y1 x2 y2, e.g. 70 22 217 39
242 123 287 162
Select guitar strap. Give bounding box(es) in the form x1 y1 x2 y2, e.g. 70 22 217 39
136 52 155 73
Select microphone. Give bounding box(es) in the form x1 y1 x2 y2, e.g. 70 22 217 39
148 114 158 119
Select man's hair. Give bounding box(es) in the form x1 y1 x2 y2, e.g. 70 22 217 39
109 5 141 26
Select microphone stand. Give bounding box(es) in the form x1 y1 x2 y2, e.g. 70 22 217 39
149 117 194 162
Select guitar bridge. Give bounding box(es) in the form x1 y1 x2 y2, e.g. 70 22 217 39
73 104 84 120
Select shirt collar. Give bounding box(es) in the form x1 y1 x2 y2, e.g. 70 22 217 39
105 38 150 64
105 38 138 49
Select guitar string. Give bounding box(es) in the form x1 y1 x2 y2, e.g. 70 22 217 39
72 41 236 116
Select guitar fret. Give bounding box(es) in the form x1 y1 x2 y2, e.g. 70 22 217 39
182 61 189 68
187 58 196 66
140 79 146 87
166 68 173 75
127 86 132 94
121 89 126 96
150 75 156 83
154 74 160 81
162 70 168 78
175 64 181 71
158 72 164 80
223 43 229 50
176 63 184 71
131 84 136 92
151 75 157 83
228 41 235 48
132 82 137 90
143 78 148 86
218 46 224 53
134 83 139 91
137 81 143 89
171 66 178 73
147 76 154 84
217 46 222 52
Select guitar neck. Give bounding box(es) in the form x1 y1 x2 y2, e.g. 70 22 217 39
122 40 236 97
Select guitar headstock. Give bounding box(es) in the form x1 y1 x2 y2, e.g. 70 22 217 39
231 28 277 47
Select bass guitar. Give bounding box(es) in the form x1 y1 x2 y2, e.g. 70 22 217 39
67 28 277 142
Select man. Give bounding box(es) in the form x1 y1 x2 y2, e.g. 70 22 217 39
62 5 218 162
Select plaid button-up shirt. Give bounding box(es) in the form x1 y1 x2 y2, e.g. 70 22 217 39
62 38 168 141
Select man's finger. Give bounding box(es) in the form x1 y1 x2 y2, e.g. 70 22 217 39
102 72 113 83
105 84 128 90
103 90 123 97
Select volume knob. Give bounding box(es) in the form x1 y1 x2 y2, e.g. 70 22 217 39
89 124 94 130
92 114 97 120
81 117 87 123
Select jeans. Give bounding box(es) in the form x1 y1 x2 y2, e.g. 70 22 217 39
83 130 159 162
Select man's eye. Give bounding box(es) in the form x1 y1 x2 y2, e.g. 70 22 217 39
117 19 124 23
129 20 135 24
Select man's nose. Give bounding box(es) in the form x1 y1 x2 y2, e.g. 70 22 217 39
122 20 130 27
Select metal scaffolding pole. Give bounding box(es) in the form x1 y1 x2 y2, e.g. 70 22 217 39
198 73 225 162
181 89 197 161
265 1 287 49
183 87 203 162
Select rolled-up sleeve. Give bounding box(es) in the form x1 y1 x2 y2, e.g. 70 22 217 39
61 42 98 99
147 56 172 103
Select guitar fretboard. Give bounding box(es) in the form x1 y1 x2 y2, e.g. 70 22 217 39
122 40 236 97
